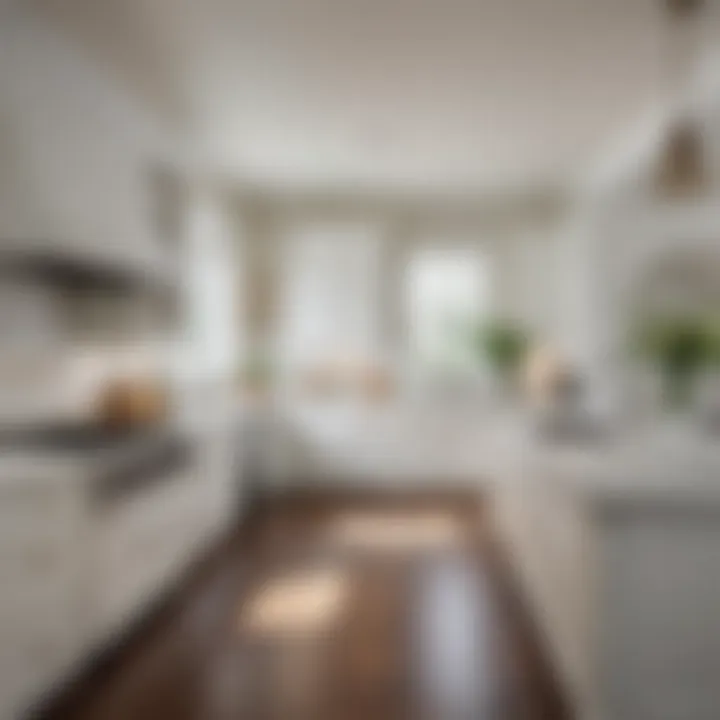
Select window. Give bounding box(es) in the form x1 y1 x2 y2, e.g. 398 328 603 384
405 247 491 372
278 223 380 369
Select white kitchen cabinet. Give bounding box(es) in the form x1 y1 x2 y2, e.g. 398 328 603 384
0 474 88 720
0 418 239 718
0 8 174 276
90 469 201 642
491 437 720 720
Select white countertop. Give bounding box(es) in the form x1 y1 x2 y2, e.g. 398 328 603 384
271 399 720 506
0 428 189 488
525 419 720 509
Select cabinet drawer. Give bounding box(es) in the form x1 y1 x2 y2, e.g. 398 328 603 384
0 538 80 615
0 579 76 633
0 625 79 715
0 487 78 547
0 533 76 574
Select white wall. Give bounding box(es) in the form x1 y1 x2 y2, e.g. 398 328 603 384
493 226 566 341
0 5 184 420
568 199 720 415
556 106 720 416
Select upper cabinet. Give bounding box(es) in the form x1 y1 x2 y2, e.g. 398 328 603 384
0 7 186 343
0 8 174 266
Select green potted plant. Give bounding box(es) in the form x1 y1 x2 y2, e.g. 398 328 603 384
634 315 718 410
475 318 530 389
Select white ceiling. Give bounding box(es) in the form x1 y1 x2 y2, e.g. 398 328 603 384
36 0 720 192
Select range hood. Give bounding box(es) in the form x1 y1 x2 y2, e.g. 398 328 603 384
0 238 177 296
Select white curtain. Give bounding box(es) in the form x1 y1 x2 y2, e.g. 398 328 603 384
277 222 380 369
180 189 239 380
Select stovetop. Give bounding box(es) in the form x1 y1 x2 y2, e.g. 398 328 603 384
0 423 154 452
0 422 195 505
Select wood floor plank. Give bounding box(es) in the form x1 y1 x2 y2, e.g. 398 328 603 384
37 494 569 720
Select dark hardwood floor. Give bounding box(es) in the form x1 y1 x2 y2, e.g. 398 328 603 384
38 493 569 720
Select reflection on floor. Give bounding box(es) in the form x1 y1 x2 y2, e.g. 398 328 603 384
42 494 568 720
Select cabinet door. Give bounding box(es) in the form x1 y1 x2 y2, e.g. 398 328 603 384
601 516 720 720
0 479 85 715
92 471 197 638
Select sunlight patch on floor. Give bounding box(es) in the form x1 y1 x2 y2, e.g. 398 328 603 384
327 511 465 552
239 568 349 638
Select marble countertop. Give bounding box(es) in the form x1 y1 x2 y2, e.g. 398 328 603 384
271 400 720 506
525 420 720 509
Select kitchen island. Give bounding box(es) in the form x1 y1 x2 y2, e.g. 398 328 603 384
491 421 720 720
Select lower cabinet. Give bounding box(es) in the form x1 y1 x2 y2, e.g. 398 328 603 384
491 462 720 720
0 447 237 719
0 478 87 719
90 470 202 642
490 467 599 718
